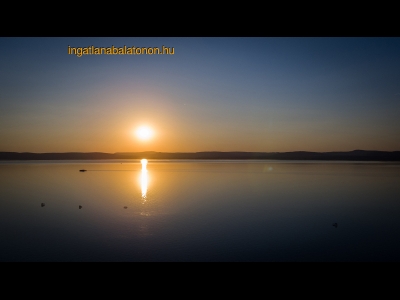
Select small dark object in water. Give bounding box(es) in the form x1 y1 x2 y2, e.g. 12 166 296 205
41 203 45 207
79 169 87 172
332 223 338 228
79 205 82 209
124 206 127 209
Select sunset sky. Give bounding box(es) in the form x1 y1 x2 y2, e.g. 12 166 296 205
1 37 399 153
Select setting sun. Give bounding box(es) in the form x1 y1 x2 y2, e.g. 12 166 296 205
135 126 153 141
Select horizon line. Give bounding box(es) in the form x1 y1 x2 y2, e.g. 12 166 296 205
0 149 400 154
1 149 400 154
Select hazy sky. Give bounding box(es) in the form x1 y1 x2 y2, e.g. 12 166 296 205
1 37 399 152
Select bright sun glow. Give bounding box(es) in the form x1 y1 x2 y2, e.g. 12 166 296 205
136 126 153 141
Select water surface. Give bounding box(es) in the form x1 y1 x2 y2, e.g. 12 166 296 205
1 160 399 261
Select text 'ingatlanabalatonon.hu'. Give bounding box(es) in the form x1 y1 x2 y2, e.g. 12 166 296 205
68 45 175 57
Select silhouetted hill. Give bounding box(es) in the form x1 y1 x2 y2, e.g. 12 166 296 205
1 151 400 161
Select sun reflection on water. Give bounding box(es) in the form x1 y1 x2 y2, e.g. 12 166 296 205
140 159 148 202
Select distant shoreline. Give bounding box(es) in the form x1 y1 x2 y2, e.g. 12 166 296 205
1 150 400 161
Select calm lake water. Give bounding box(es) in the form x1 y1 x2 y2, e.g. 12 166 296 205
1 160 400 262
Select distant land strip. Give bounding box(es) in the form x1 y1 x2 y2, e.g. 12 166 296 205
1 150 400 161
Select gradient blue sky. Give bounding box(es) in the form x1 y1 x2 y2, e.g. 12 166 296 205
1 37 399 152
